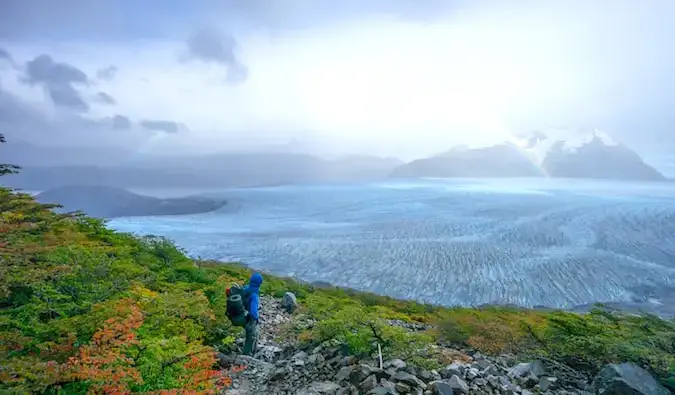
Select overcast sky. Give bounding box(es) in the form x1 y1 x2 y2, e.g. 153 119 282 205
1 0 674 161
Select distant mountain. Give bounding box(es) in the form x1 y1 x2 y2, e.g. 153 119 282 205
36 185 226 218
2 152 403 190
391 144 544 178
392 129 666 181
516 129 666 181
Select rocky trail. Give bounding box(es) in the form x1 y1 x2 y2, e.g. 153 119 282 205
217 296 670 395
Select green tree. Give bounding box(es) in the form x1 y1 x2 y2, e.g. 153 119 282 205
0 133 21 176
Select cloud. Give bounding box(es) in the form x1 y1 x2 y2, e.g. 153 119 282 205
96 65 118 81
97 92 116 105
23 54 90 112
111 114 131 130
0 1 674 165
140 119 181 134
0 48 14 67
185 27 248 84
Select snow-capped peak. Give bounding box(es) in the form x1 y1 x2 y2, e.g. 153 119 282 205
511 128 620 165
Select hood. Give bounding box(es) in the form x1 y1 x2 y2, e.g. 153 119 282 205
248 272 263 289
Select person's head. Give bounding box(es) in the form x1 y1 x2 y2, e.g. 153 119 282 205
248 272 263 289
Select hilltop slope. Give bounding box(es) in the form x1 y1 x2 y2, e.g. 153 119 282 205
1 185 673 393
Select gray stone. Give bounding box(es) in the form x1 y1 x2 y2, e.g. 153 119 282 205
476 359 492 370
483 364 499 376
521 390 533 395
474 377 487 386
440 362 464 379
341 356 358 366
369 387 397 395
539 376 557 391
591 363 670 395
448 375 469 394
508 361 546 380
293 351 309 362
308 353 325 365
394 371 428 390
306 381 341 394
429 381 454 395
487 375 499 387
465 367 480 380
349 364 375 385
281 291 298 313
418 369 435 383
359 375 379 392
336 366 354 383
384 359 407 370
395 381 412 393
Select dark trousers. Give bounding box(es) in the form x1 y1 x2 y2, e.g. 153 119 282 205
243 319 259 356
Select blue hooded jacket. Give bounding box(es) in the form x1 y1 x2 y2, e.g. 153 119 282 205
243 272 263 321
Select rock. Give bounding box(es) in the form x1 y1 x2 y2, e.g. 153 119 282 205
282 292 298 314
257 345 283 361
465 367 479 381
270 366 290 381
539 376 557 391
448 375 469 394
429 381 454 395
508 361 545 387
359 375 379 392
308 353 325 365
293 351 309 362
369 387 397 395
395 382 412 393
305 381 341 394
418 369 435 383
215 352 234 368
349 364 375 385
474 377 487 386
341 356 358 366
440 362 464 379
476 359 492 370
508 361 546 379
384 359 407 370
521 390 533 395
394 371 428 390
487 375 499 387
336 366 354 383
591 363 670 395
380 379 397 391
483 364 499 376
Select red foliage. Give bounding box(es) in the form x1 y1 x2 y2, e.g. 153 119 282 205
65 299 144 394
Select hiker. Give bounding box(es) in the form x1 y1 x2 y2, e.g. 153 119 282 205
226 272 263 356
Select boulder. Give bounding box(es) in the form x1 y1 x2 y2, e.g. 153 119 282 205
335 366 354 383
448 375 469 394
368 387 397 395
395 382 412 393
508 361 545 387
349 364 375 385
394 371 428 390
282 292 298 314
439 362 464 379
539 376 558 391
591 363 670 395
384 359 407 370
303 381 341 394
359 375 379 393
429 381 454 395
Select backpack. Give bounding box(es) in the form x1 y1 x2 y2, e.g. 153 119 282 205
226 284 252 327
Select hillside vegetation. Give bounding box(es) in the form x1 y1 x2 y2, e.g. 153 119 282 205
1 143 673 392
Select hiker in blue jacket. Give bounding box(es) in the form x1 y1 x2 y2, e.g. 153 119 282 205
242 272 263 356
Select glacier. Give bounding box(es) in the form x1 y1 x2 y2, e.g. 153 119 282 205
109 178 675 315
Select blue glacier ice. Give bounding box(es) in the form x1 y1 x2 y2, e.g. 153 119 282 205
109 178 675 315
